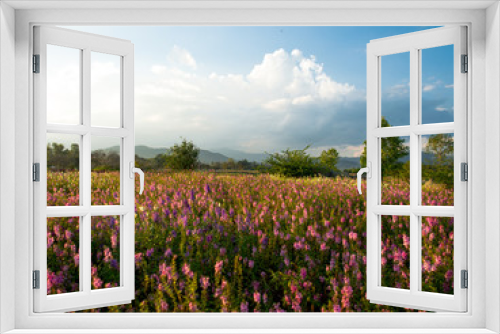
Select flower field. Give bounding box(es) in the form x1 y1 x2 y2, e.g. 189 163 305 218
46 171 454 312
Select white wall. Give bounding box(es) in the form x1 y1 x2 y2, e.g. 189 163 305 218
486 2 500 333
0 2 16 333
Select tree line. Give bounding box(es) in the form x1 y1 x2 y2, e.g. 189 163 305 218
47 117 453 184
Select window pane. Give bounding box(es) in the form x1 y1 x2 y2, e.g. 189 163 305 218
421 45 454 124
47 217 80 295
421 134 454 206
91 136 121 205
381 52 410 127
47 133 80 206
47 45 80 125
381 136 410 205
91 215 120 290
381 215 410 289
421 216 454 295
91 52 121 128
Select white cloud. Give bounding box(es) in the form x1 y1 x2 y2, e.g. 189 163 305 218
423 84 435 92
306 144 364 158
385 83 409 98
435 107 448 112
445 84 454 89
167 45 197 70
133 48 361 152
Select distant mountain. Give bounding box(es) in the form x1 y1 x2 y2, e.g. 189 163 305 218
215 148 269 163
337 157 361 170
98 145 229 164
198 150 229 163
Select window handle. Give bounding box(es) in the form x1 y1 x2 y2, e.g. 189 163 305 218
129 162 144 195
357 162 371 195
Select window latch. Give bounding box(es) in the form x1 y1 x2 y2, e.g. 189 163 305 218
129 162 144 194
357 162 371 195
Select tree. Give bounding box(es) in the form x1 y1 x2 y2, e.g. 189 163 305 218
165 138 200 170
360 117 409 177
425 134 454 165
47 142 79 170
423 133 454 186
319 148 340 174
261 146 321 178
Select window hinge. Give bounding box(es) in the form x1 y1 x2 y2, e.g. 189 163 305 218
461 54 468 73
33 163 40 182
33 270 40 289
461 270 468 289
33 54 40 73
461 162 468 181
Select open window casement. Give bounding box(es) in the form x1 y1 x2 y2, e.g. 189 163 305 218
363 26 467 312
33 26 141 312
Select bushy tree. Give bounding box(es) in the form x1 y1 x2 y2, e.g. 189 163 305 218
261 146 321 177
319 148 340 174
47 142 79 170
91 150 120 171
165 138 200 170
423 133 454 186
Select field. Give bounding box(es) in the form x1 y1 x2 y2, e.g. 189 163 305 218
46 171 454 312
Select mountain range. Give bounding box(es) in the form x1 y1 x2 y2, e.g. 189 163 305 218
99 145 362 170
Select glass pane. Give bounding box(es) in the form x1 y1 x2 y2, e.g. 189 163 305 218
421 216 454 295
47 217 80 295
47 45 80 125
421 134 454 206
91 52 121 128
381 215 410 289
381 136 410 205
381 52 410 127
421 45 454 124
91 215 120 290
91 136 121 205
47 133 80 206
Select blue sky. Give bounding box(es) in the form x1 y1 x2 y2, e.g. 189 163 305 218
62 26 454 156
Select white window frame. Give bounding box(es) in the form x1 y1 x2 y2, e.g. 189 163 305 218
33 26 136 312
365 26 468 312
1 1 498 333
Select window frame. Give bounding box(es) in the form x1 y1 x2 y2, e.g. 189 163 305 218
4 3 495 333
33 25 136 312
365 26 468 312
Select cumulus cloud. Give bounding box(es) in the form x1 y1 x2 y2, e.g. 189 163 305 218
167 45 197 70
423 84 435 92
133 48 362 153
435 107 448 112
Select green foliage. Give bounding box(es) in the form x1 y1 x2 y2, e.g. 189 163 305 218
91 150 120 171
261 146 340 178
319 148 340 174
165 138 200 170
360 117 409 177
136 154 167 170
423 134 454 186
261 146 320 177
47 143 79 170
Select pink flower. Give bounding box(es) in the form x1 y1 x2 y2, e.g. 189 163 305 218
254 292 261 303
215 260 223 274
